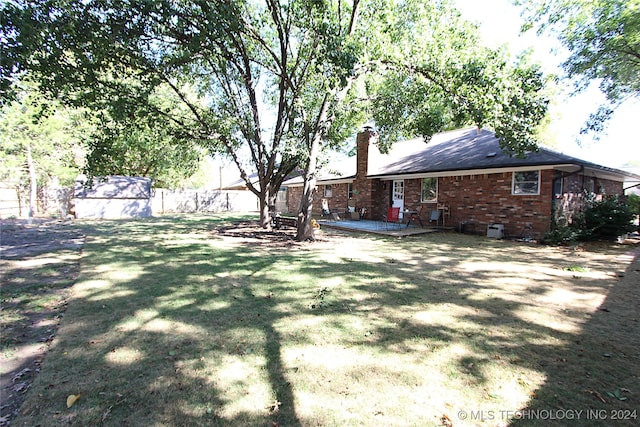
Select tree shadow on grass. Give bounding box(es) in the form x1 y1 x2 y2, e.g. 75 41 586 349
296 237 639 425
12 216 305 426
10 216 639 426
509 248 640 427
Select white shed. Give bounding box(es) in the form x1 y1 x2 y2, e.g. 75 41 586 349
74 176 152 219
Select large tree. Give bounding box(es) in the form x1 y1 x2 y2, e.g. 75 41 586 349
0 82 85 217
517 0 640 133
81 88 206 189
1 0 548 240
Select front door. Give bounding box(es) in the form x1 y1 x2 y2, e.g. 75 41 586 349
392 180 404 217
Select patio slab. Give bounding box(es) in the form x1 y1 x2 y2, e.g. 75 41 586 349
318 219 442 237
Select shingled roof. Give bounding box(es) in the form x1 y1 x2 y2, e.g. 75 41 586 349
286 127 639 185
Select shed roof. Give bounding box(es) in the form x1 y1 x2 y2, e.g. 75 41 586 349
74 176 152 199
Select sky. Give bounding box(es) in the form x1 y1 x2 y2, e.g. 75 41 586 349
454 0 639 169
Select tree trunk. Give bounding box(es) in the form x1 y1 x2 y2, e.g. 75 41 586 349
296 131 323 241
26 143 37 223
295 93 335 241
258 187 272 229
259 199 271 228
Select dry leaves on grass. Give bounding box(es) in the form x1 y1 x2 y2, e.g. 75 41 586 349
265 399 282 414
440 413 454 426
66 393 81 408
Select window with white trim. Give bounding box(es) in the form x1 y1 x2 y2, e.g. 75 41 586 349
512 170 540 195
324 185 332 197
421 177 437 202
348 183 354 199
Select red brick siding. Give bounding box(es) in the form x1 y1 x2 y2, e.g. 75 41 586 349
433 170 554 239
286 129 625 239
286 183 352 216
562 174 622 195
553 175 624 226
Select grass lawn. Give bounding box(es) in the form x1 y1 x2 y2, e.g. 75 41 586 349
9 214 639 426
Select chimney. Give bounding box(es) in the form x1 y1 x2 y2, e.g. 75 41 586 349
354 126 379 218
356 127 377 179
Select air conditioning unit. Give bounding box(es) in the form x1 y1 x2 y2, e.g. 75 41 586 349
487 224 504 239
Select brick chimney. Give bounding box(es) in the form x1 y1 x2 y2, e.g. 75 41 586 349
354 127 381 219
356 126 377 179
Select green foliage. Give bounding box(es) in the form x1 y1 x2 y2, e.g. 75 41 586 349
366 5 548 154
1 80 206 191
545 194 636 244
563 265 587 272
580 195 637 239
628 193 640 215
518 0 640 132
543 224 582 245
82 90 205 189
0 82 85 187
2 0 551 232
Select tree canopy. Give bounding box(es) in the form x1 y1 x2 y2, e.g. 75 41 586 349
1 0 549 239
517 0 640 132
0 83 84 186
0 82 85 216
82 90 206 189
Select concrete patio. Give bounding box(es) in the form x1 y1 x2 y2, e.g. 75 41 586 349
317 219 444 237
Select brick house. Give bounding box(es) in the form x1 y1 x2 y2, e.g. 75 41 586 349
285 127 639 239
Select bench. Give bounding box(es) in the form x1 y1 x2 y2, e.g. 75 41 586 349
274 216 298 229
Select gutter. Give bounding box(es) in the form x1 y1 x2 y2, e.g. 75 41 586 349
559 164 584 180
624 182 640 192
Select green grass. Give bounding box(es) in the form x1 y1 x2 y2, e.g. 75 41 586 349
11 214 639 426
1 251 79 357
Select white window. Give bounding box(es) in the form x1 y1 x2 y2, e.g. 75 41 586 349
421 177 437 202
348 183 354 199
512 171 540 195
324 185 332 197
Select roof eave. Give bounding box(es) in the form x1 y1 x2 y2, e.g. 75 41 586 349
368 164 569 180
284 176 355 187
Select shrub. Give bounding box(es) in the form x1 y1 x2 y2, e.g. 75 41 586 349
543 225 581 245
580 195 636 240
546 195 636 244
628 193 640 217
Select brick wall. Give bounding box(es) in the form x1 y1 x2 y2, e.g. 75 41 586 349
286 183 352 216
435 170 554 239
562 174 623 196
553 175 624 227
354 130 382 218
285 129 626 239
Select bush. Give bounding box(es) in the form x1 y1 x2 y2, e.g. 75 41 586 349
545 195 636 244
629 193 640 217
543 225 581 245
580 195 636 240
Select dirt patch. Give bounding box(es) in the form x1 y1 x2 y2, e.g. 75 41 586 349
0 219 84 259
216 219 335 249
0 219 85 426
